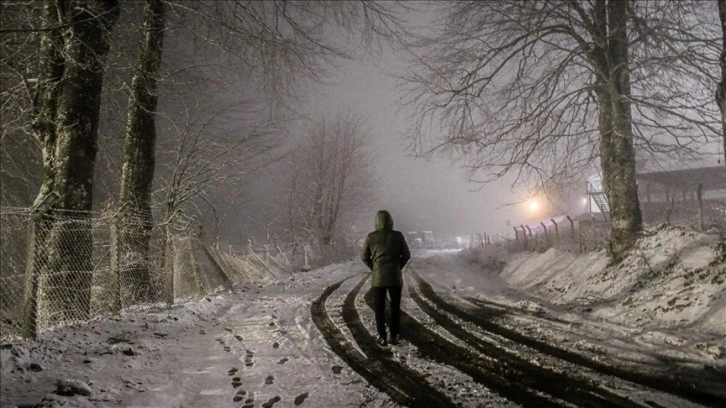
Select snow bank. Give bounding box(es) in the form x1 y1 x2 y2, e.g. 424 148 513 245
497 225 726 336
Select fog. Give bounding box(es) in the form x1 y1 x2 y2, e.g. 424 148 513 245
270 50 525 240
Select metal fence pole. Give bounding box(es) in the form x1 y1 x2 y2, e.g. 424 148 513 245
697 183 704 231
566 215 577 252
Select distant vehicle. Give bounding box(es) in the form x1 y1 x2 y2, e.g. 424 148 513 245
406 231 435 249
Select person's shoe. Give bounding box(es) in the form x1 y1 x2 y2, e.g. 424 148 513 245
389 335 399 345
376 337 387 347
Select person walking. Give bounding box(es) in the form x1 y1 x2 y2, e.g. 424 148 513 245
361 210 411 346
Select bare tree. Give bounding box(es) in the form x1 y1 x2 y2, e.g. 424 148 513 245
401 1 720 261
18 0 120 337
156 105 279 225
111 0 165 308
282 113 375 252
717 0 726 164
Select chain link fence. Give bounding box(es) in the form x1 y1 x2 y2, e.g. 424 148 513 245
0 206 167 340
0 207 30 339
0 206 294 342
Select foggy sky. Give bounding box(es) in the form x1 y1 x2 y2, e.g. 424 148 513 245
302 51 527 239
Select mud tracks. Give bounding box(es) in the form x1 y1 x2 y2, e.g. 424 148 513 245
311 271 726 407
311 277 455 407
409 271 725 407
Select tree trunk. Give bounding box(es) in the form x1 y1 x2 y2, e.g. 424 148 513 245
34 0 120 326
21 0 66 338
717 0 726 165
592 0 642 263
604 0 642 262
113 0 165 306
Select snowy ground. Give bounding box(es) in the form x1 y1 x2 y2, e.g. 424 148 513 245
1 225 724 407
455 225 726 362
1 263 393 408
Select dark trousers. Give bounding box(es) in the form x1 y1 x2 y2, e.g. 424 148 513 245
371 286 402 339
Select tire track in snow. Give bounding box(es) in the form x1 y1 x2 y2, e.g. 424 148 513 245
400 273 642 407
311 275 456 407
322 272 608 406
409 269 726 408
313 269 722 407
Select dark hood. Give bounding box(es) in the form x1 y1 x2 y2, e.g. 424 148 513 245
374 210 394 231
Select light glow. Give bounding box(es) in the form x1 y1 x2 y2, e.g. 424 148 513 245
529 200 538 211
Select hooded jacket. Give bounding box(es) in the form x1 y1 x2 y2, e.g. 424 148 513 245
361 210 411 287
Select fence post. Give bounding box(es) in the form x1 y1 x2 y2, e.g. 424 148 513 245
109 216 122 314
666 195 675 225
513 227 519 242
21 214 41 339
162 209 182 306
109 202 130 314
566 215 575 236
163 222 174 305
565 215 575 247
697 183 704 231
302 244 311 272
21 192 59 339
541 222 548 246
550 218 559 238
520 225 527 251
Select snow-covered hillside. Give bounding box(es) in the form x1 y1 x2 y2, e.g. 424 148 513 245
450 225 726 362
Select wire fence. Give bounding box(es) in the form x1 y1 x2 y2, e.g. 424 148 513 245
0 206 299 342
462 215 609 257
467 200 726 259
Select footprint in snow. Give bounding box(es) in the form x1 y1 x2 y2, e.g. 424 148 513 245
232 388 247 402
227 367 238 376
244 350 254 367
264 375 274 385
231 377 242 388
261 396 281 408
234 334 243 342
241 391 254 407
294 392 309 405
331 365 343 374
277 357 288 365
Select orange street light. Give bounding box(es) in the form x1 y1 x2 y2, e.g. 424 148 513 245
529 200 539 212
